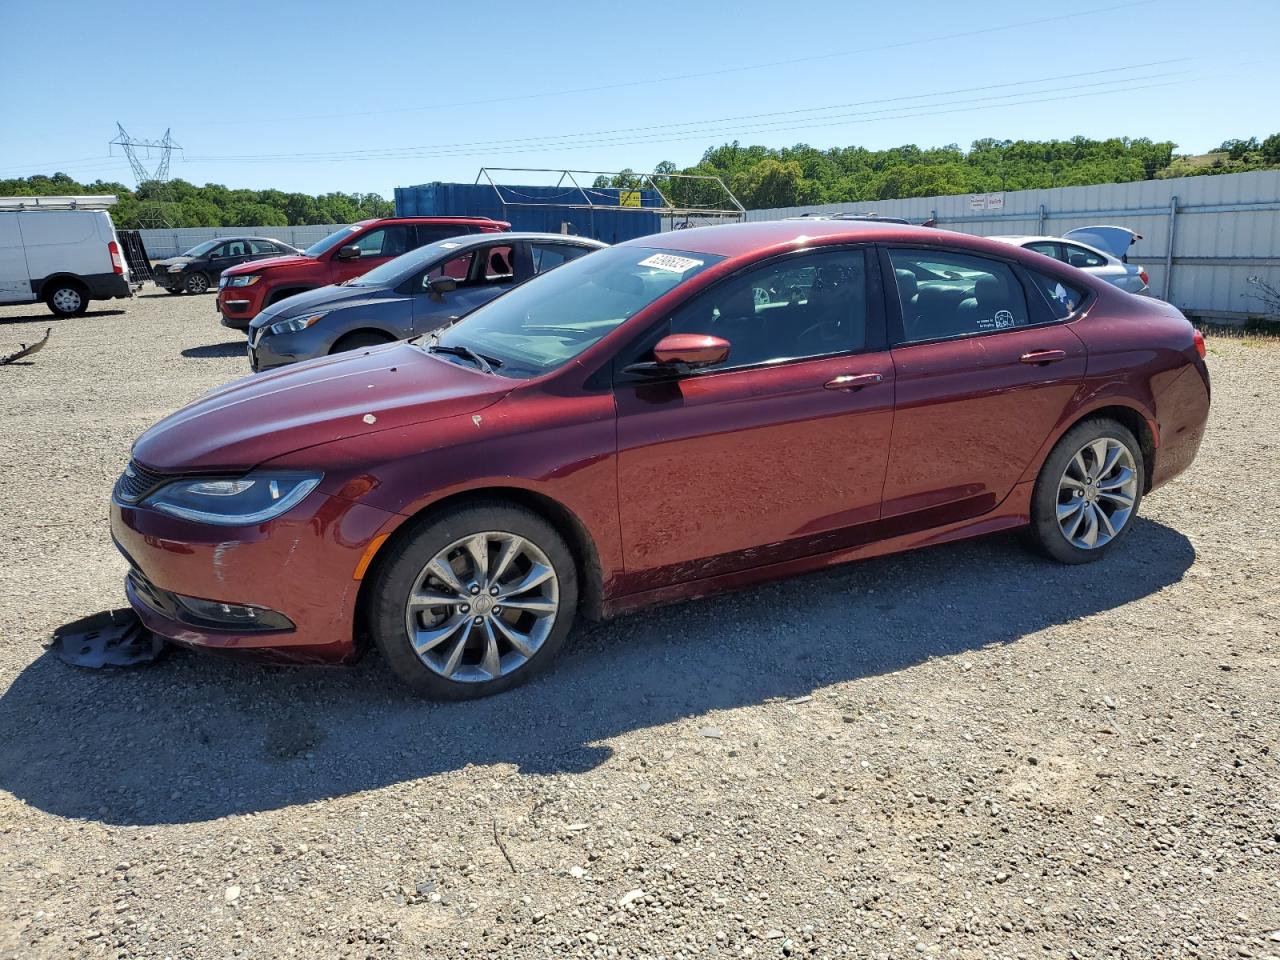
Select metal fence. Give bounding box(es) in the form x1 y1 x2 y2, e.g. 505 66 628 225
746 170 1280 320
135 224 347 259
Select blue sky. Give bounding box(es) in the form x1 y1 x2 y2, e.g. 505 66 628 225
2 0 1276 197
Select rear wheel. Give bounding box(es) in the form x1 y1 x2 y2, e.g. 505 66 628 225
45 281 87 317
367 502 578 699
330 330 395 354
184 272 211 294
1029 418 1144 564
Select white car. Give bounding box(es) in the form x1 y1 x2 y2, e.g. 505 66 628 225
0 196 135 317
990 226 1149 295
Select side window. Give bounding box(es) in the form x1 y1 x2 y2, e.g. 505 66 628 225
668 249 870 370
1063 244 1106 268
1025 241 1061 260
353 226 412 259
224 240 248 257
426 251 475 284
248 239 278 255
888 248 1030 342
1025 270 1086 319
531 242 590 274
416 225 465 247
206 243 229 260
482 245 515 281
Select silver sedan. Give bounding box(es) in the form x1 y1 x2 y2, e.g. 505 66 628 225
990 226 1149 295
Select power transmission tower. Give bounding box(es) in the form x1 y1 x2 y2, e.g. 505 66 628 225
109 124 182 228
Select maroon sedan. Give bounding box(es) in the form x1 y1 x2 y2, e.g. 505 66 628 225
111 221 1209 698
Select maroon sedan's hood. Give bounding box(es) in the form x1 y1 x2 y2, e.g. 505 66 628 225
133 343 511 472
222 253 310 275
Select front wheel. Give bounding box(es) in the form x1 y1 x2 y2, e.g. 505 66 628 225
330 330 395 354
1029 418 1144 564
367 502 578 699
184 272 211 294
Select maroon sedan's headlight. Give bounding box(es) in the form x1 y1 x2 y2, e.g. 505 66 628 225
143 471 321 525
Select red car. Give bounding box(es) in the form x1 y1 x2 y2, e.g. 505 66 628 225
214 216 510 328
113 221 1209 698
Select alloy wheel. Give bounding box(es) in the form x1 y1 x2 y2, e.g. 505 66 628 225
403 532 559 683
1056 437 1138 550
186 273 209 294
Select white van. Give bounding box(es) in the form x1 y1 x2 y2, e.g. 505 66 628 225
0 196 135 317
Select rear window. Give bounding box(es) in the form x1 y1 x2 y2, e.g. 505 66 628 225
1026 270 1086 319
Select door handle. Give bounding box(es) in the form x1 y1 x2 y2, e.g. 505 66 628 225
1019 349 1068 365
824 373 883 391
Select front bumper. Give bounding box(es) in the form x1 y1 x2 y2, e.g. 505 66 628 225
247 326 322 373
110 489 402 663
216 283 265 327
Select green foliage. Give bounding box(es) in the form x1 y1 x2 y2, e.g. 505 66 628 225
652 135 1278 209
0 173 393 228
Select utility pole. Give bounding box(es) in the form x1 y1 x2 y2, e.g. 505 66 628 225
109 124 182 228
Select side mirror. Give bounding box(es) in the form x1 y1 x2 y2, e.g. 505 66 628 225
427 276 457 301
624 333 730 378
336 244 361 260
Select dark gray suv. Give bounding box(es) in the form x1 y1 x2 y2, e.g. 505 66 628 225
245 232 606 372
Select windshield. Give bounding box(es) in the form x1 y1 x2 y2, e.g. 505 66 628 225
347 240 465 287
429 245 723 377
181 239 221 257
302 225 360 258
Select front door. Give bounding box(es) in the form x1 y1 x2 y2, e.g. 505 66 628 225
330 224 414 284
411 243 519 333
614 246 895 591
881 246 1087 528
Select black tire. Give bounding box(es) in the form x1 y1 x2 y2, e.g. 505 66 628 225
367 501 579 699
184 272 211 295
330 330 395 354
45 281 88 317
1028 417 1144 564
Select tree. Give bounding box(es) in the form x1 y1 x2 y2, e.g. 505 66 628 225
731 159 817 209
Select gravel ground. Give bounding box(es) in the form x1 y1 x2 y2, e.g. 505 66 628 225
0 289 1277 960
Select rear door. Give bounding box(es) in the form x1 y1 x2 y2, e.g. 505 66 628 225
247 239 281 263
0 214 30 304
881 246 1087 529
614 245 895 588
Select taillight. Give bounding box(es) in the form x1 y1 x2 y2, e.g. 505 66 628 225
108 240 124 275
1138 267 1150 286
1193 329 1206 359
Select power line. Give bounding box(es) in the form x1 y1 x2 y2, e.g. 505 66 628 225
182 71 1192 166
181 59 1188 164
179 0 1156 129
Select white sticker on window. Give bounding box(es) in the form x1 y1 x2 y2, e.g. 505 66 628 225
638 253 704 273
438 242 462 249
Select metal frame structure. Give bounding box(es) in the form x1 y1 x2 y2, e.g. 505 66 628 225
109 124 183 228
475 167 745 226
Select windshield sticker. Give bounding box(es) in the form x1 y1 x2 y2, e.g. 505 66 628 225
638 253 704 273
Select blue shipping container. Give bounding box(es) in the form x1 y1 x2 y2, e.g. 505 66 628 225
394 181 663 244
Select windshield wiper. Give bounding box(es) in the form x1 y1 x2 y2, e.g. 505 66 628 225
427 343 503 374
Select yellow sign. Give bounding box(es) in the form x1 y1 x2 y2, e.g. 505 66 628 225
619 191 641 208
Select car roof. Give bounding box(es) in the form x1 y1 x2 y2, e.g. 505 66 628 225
624 220 961 258
431 231 607 248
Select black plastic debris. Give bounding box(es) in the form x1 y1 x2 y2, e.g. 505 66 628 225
1 327 51 366
48 608 168 669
